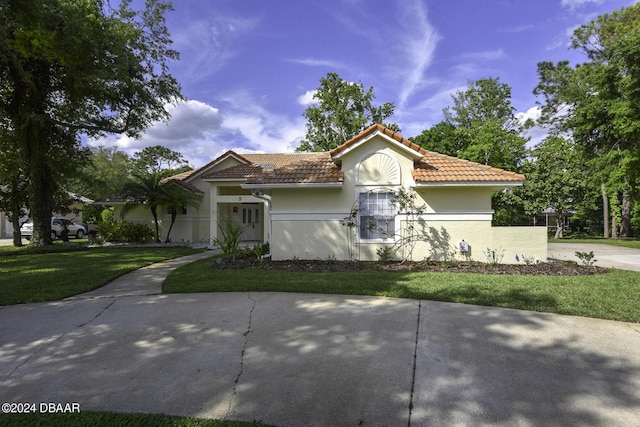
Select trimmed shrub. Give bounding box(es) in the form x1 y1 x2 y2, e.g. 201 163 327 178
97 220 155 243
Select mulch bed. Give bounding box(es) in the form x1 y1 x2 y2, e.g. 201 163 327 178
213 257 608 276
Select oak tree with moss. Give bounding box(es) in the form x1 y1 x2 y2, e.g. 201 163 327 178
0 0 182 246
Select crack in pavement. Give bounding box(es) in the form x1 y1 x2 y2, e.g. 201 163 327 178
407 300 422 427
2 299 119 384
225 293 257 419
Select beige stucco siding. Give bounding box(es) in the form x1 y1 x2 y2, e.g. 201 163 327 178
271 219 349 260
418 187 493 212
491 226 548 263
271 188 349 213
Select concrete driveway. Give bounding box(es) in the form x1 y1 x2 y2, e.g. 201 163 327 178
549 242 640 271
1 252 639 426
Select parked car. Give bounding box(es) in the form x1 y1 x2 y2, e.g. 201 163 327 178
21 217 86 241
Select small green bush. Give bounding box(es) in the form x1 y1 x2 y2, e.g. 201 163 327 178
97 220 155 243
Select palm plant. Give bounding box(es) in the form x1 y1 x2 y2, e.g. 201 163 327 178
161 183 201 243
120 172 166 243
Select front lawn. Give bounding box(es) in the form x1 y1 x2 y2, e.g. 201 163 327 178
164 257 640 323
0 246 202 305
2 411 272 427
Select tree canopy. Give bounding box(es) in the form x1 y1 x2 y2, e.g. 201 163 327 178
0 0 182 245
533 3 640 237
297 72 399 152
413 77 527 172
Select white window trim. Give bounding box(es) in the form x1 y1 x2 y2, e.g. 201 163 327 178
356 189 399 243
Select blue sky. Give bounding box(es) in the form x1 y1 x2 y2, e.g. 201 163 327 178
90 0 638 167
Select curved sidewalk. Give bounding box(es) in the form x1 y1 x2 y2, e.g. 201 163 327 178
1 252 639 426
66 250 217 299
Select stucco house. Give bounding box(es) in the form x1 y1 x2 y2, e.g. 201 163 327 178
113 124 547 263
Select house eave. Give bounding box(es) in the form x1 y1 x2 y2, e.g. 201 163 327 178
202 178 250 183
332 129 423 161
242 182 343 190
415 181 523 188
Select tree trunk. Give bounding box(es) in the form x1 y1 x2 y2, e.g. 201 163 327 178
11 215 22 247
601 183 609 238
165 210 177 243
554 217 563 239
150 205 161 243
22 117 55 247
611 213 618 239
14 61 55 247
620 187 632 237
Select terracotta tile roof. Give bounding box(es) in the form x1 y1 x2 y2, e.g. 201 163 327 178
413 152 524 183
202 163 264 180
245 153 344 185
162 178 205 194
243 153 324 169
201 152 333 181
195 126 524 186
330 124 525 184
161 170 194 182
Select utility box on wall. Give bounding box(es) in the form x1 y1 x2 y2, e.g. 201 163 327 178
459 240 469 252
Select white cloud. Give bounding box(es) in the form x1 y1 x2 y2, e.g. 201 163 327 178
171 13 261 82
458 49 505 61
286 57 345 69
393 0 441 107
215 90 306 155
297 90 317 106
516 106 542 124
561 0 605 10
88 100 223 163
89 93 306 167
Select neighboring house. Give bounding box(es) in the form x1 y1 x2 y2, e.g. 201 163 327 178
111 125 547 263
0 192 93 239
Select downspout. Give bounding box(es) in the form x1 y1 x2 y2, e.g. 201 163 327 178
251 190 272 258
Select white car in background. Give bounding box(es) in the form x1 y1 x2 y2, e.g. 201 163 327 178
21 217 86 241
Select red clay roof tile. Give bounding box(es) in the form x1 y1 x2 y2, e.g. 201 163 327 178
187 125 525 186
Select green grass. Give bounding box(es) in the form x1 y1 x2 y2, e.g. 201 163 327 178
164 257 640 323
2 411 273 426
0 246 202 305
550 237 640 249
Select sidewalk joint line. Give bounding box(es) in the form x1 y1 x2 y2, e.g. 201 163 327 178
407 300 421 427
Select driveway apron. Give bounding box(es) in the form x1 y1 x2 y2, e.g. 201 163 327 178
1 252 639 426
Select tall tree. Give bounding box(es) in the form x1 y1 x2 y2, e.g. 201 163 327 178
0 0 182 246
534 4 640 237
521 136 588 238
133 145 191 177
442 77 527 171
410 121 459 156
120 145 191 242
297 72 400 152
72 146 133 201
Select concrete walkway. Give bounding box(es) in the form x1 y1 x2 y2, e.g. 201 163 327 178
1 252 640 426
549 242 640 271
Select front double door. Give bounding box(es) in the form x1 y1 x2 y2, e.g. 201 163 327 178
239 204 261 242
